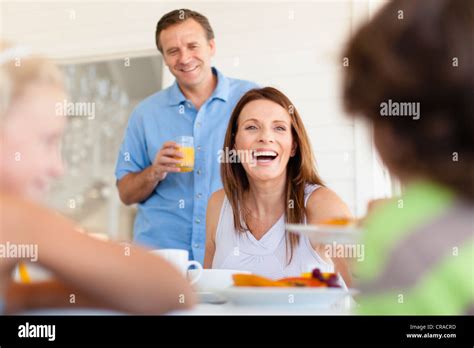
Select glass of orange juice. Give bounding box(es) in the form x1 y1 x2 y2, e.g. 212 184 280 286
174 136 194 172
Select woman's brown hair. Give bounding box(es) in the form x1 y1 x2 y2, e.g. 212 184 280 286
221 87 324 264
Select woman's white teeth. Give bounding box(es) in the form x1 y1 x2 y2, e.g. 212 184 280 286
254 151 278 162
255 151 277 157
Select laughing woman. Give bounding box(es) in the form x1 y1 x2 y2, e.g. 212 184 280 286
204 87 352 286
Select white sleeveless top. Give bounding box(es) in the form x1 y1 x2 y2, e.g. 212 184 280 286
212 184 334 279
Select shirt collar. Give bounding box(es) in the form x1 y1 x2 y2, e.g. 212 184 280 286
168 67 230 106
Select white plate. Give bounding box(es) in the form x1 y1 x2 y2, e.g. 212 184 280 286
197 291 227 304
189 269 251 292
218 287 357 308
285 223 361 245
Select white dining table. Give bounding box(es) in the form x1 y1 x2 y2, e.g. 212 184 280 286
18 296 354 316
171 294 355 315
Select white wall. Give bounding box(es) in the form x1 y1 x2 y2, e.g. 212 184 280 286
1 0 393 217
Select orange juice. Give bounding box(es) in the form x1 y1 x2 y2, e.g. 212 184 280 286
19 262 31 283
177 146 194 172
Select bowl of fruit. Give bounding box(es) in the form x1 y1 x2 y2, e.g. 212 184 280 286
218 268 356 308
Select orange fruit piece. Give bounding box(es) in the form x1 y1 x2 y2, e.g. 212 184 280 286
233 274 329 288
319 217 354 226
277 277 327 287
232 274 289 287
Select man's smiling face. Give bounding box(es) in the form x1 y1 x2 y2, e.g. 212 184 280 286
159 19 215 90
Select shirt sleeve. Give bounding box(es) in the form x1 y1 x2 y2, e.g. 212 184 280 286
115 108 151 181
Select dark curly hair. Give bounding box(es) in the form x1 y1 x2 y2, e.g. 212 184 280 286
342 0 474 200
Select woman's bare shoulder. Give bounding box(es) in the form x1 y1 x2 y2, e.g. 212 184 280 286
308 186 345 203
207 189 226 212
306 186 352 222
206 189 226 234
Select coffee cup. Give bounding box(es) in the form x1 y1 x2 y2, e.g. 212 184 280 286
151 249 203 285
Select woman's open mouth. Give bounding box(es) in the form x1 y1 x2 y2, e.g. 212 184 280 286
252 150 279 164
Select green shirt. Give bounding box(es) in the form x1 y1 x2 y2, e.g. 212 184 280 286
356 180 474 315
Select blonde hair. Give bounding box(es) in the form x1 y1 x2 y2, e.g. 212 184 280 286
0 41 64 123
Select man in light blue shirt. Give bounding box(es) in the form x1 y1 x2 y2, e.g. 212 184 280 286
115 9 257 263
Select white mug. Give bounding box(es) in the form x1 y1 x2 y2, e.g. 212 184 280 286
151 249 203 285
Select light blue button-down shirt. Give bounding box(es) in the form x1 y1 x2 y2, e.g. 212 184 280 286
115 67 257 263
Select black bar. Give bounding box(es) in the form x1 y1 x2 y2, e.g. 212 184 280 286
0 315 473 346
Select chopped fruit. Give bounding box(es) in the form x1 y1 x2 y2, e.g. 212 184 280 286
322 272 334 280
278 277 327 287
319 217 354 226
326 274 341 288
312 268 324 281
232 268 341 288
233 274 288 287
